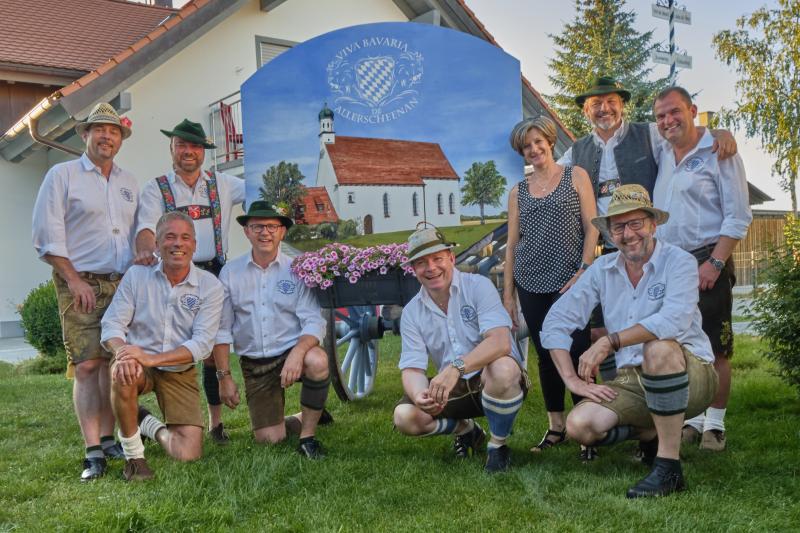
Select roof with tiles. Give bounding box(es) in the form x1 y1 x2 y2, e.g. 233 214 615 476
0 0 175 74
325 136 459 186
294 186 339 225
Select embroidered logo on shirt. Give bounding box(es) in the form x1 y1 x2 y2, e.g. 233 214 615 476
685 157 705 172
460 305 478 322
120 188 134 203
197 181 209 198
647 283 666 300
180 294 202 312
277 280 296 294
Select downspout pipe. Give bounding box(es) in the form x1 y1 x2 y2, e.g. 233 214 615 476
28 115 82 156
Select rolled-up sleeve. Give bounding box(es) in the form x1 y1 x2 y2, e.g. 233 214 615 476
215 267 234 345
135 179 164 236
100 271 137 345
296 281 326 343
182 280 224 361
541 267 599 351
399 308 428 371
638 253 699 340
474 276 512 335
32 169 69 260
717 155 752 241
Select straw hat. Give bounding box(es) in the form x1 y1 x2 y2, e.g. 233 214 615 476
403 223 456 266
591 184 669 233
74 103 131 139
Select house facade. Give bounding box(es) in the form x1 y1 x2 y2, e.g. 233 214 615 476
0 0 573 336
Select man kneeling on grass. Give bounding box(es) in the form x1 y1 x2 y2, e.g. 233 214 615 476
540 185 718 498
101 212 223 480
211 201 330 459
393 225 528 473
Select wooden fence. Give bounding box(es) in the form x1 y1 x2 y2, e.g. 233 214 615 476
732 212 788 288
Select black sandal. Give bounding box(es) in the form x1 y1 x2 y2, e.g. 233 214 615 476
579 445 599 462
530 429 567 453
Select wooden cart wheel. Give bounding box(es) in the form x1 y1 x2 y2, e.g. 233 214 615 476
324 306 380 401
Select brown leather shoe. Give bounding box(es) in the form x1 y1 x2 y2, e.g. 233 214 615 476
681 425 701 445
208 423 230 445
700 429 726 451
123 458 154 481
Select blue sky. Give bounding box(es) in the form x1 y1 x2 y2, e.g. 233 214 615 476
241 21 523 213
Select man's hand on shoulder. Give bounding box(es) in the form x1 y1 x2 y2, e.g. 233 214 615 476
710 129 738 160
133 249 157 266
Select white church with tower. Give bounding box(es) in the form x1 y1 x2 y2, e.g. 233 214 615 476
314 104 461 234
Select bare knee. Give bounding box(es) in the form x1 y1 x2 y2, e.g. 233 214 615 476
642 340 684 374
74 358 103 381
482 357 521 395
303 346 329 381
393 404 423 435
565 408 595 445
254 423 286 444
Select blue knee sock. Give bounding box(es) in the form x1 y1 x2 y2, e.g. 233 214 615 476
481 390 523 441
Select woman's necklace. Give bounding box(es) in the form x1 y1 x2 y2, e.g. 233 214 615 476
531 166 559 193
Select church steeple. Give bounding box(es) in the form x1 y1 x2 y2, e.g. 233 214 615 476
319 103 335 147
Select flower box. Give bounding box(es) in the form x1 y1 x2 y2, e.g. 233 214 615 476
313 269 420 308
292 242 420 308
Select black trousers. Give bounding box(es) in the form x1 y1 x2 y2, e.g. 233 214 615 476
516 283 590 412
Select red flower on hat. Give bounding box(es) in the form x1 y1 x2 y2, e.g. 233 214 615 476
120 117 132 129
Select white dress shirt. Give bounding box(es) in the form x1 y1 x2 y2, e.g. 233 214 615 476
136 170 245 262
32 153 138 273
399 269 522 378
653 129 752 251
216 250 326 358
101 262 224 372
541 239 714 368
559 121 663 217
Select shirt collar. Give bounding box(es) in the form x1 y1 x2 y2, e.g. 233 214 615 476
156 261 200 286
80 152 120 177
592 120 628 146
247 249 286 271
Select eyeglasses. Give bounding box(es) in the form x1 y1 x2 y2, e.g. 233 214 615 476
609 216 650 235
247 223 282 234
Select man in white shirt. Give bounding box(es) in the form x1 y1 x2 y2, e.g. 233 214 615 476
652 87 752 452
31 103 137 482
212 201 330 459
102 212 224 481
134 119 245 445
541 185 718 498
393 226 527 473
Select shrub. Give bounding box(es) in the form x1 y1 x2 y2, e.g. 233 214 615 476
338 219 358 239
750 215 800 393
286 223 312 243
317 222 338 240
17 280 66 375
18 280 62 357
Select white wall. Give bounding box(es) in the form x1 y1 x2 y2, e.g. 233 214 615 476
0 0 408 333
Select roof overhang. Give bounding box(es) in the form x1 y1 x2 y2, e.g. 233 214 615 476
0 0 248 163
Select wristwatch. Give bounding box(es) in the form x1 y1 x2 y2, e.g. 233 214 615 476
708 257 725 271
216 369 231 380
450 358 466 377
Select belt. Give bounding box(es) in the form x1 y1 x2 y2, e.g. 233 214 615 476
194 257 224 276
688 243 717 262
79 271 122 281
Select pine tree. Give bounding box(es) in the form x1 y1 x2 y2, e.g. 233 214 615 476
546 0 670 137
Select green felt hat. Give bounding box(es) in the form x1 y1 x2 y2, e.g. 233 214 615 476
574 76 631 106
160 118 216 148
236 200 294 229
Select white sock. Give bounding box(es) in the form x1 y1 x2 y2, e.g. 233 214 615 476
684 413 704 432
119 429 145 460
139 412 166 440
456 419 474 436
704 407 726 432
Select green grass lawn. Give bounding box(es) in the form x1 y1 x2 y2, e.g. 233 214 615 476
289 222 503 253
0 335 798 531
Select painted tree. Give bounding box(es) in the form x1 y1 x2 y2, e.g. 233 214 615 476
460 160 506 224
546 0 670 137
713 0 800 214
259 161 307 208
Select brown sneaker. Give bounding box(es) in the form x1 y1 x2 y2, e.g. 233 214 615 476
700 429 726 451
681 425 701 445
123 458 154 481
